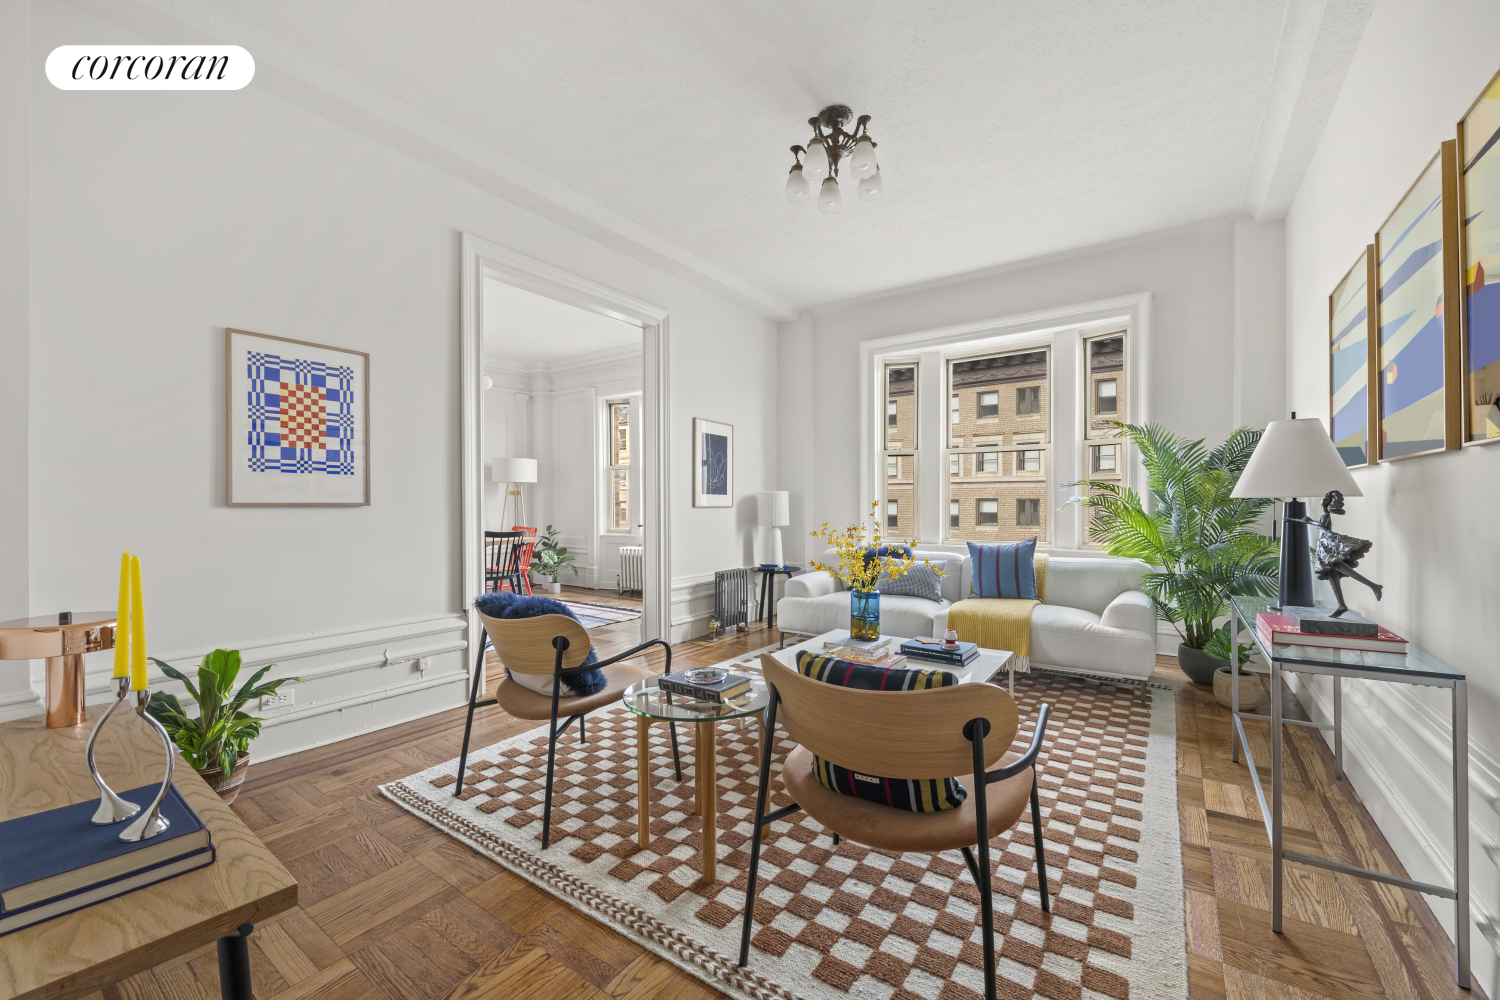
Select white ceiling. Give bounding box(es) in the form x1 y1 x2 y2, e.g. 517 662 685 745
482 279 639 369
75 0 1374 316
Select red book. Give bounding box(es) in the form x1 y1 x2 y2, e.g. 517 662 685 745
1255 612 1406 654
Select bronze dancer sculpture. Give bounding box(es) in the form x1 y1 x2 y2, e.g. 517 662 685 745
1289 490 1383 617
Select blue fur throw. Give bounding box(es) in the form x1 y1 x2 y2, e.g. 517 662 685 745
473 591 605 697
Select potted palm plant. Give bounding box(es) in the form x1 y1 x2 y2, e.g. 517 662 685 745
1068 422 1278 685
146 649 299 803
530 524 578 594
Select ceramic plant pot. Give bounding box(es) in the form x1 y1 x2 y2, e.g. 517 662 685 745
1213 667 1265 709
545 582 562 594
1176 643 1221 686
196 752 251 804
850 589 881 641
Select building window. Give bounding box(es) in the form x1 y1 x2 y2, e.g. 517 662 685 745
607 399 632 532
979 452 998 473
977 499 998 525
1017 498 1040 526
945 347 1050 543
950 393 960 425
949 453 960 475
950 499 960 528
1018 450 1040 472
882 363 917 537
1093 444 1117 472
977 391 999 419
1016 385 1040 414
1096 378 1117 414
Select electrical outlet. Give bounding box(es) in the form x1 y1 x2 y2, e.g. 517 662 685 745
260 691 295 712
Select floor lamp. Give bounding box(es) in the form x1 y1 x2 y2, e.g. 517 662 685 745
491 457 538 528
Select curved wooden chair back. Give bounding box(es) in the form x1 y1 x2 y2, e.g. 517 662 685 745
480 611 592 675
757 653 1018 779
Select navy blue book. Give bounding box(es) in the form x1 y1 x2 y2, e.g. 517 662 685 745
0 783 212 914
899 638 980 665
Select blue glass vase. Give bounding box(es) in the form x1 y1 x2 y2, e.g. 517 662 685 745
849 588 881 641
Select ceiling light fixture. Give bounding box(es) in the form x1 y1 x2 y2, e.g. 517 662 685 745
785 104 880 213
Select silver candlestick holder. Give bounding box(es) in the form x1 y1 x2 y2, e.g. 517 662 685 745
86 676 141 825
85 677 175 841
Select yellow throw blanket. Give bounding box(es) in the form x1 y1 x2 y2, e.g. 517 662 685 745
946 555 1047 673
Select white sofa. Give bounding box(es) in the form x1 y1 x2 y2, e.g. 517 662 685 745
777 549 1157 682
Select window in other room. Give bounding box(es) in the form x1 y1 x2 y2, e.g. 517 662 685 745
882 362 917 538
607 399 631 532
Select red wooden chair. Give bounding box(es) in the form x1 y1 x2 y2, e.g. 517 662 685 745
512 526 540 595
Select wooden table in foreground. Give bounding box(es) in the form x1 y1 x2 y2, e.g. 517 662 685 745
0 708 297 1000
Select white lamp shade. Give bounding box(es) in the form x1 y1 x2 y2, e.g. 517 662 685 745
1231 418 1362 499
490 457 538 483
757 490 790 526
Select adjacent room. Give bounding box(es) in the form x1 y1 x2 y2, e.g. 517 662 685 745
3 2 1498 1000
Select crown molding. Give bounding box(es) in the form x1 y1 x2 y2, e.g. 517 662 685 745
481 343 642 383
58 0 796 321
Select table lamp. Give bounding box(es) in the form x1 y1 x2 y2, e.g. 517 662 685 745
754 491 790 567
491 457 538 527
1231 416 1360 609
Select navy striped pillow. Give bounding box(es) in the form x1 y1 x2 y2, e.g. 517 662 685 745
794 651 966 813
967 538 1038 599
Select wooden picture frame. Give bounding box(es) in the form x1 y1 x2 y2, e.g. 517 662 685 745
1373 146 1463 462
1458 66 1500 444
225 328 370 506
1329 246 1378 467
692 417 733 508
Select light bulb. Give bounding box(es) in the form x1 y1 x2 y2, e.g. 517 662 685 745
802 139 829 182
858 168 883 201
818 176 842 214
850 136 877 178
784 164 810 204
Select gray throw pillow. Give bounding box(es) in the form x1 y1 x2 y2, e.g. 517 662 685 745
877 562 944 602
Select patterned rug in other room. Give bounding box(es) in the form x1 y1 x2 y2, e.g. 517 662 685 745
380 667 1185 1000
559 600 643 629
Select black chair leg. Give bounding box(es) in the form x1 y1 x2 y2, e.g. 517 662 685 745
580 714 586 745
738 693 780 968
970 725 997 1000
1030 775 1050 912
541 723 559 849
454 640 488 796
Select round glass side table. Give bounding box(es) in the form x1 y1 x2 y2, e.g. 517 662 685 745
622 675 770 884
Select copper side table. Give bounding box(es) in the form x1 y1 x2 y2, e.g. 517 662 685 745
0 611 118 727
623 676 770 884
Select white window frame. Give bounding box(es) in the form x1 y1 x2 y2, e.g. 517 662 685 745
859 294 1149 552
1080 329 1129 550
601 394 641 538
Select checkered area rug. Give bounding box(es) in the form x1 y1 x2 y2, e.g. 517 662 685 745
380 670 1185 1000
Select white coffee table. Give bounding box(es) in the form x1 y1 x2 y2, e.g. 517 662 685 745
770 630 1018 693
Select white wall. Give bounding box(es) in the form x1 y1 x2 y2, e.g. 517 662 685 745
1284 0 1500 984
781 216 1284 559
5 0 777 751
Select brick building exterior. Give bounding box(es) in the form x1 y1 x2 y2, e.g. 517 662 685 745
947 350 1049 542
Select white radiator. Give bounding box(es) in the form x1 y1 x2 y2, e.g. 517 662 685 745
618 545 645 594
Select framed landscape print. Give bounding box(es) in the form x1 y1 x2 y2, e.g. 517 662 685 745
1375 150 1459 460
226 328 370 506
1330 247 1377 466
692 417 733 507
1460 67 1500 443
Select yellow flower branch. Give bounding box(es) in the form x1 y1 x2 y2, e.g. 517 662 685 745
807 502 943 593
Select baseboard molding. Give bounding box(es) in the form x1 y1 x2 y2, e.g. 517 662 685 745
670 574 716 642
1285 671 1499 961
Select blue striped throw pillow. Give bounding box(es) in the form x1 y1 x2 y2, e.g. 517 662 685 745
794 651 966 813
967 538 1039 599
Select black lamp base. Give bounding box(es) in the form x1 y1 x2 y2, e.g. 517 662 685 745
1275 498 1314 610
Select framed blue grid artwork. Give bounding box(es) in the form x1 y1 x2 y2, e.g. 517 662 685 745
692 417 733 507
226 328 370 506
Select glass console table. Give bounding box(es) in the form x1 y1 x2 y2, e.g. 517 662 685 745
1228 595 1469 989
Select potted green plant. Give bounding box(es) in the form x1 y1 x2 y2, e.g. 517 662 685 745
1067 422 1279 685
531 524 578 594
145 649 299 804
1204 623 1263 709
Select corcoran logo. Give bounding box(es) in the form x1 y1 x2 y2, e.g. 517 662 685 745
46 45 254 90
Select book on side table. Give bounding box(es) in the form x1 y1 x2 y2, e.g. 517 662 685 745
1255 611 1408 668
0 783 214 935
659 670 754 705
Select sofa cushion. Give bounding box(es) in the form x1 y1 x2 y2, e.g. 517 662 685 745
967 539 1038 599
779 592 950 639
1028 604 1158 680
795 651 966 813
1043 557 1149 615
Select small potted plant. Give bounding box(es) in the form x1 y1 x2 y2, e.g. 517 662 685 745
1204 623 1263 709
530 524 578 594
145 649 299 804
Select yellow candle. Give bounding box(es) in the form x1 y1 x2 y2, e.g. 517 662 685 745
113 551 131 678
129 555 147 691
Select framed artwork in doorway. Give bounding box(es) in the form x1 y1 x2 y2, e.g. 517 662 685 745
225 328 370 506
692 417 733 507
